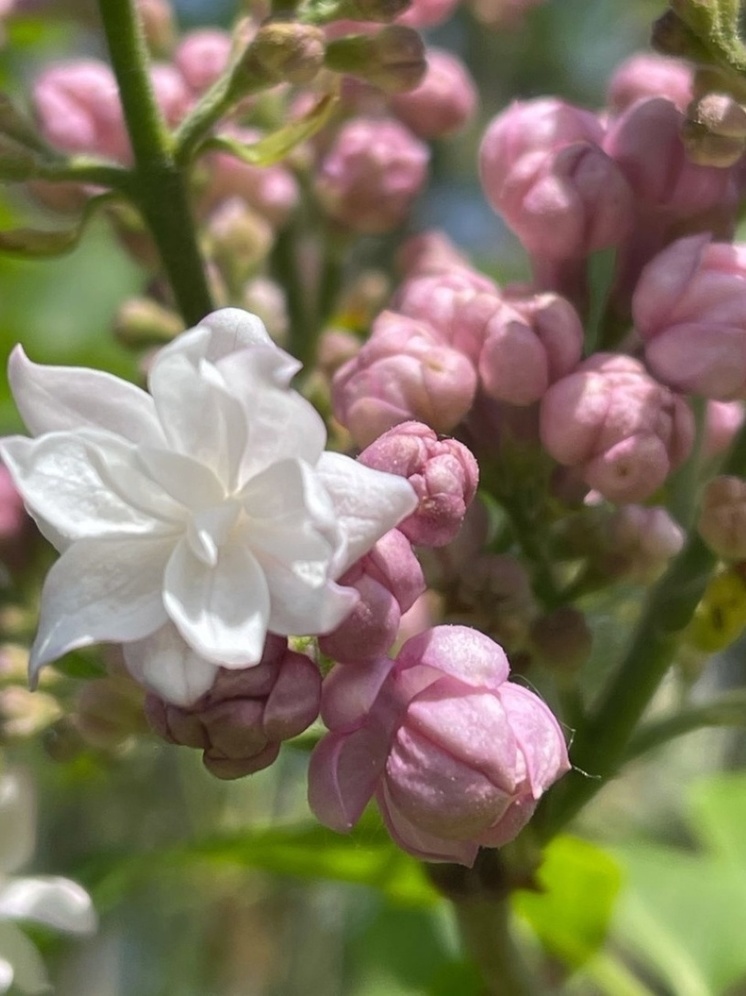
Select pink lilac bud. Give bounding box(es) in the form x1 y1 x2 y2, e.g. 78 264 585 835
393 268 500 364
634 235 746 400
359 421 479 546
203 127 300 226
315 117 428 233
397 0 459 27
137 0 176 56
319 528 425 661
145 635 321 779
480 98 603 201
332 310 477 446
483 139 634 260
33 60 129 161
478 292 584 405
603 505 685 581
606 53 694 115
419 496 489 587
149 63 192 127
175 29 233 95
389 48 477 139
603 98 732 220
241 276 289 345
540 354 694 503
452 553 536 648
308 625 570 865
698 476 746 559
0 463 32 574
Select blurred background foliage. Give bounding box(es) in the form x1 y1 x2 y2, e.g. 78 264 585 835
3 1 746 995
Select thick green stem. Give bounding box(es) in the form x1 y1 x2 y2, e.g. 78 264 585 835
539 422 746 840
454 897 539 996
97 0 213 325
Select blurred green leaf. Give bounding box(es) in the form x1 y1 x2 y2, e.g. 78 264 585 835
514 834 622 968
612 772 746 995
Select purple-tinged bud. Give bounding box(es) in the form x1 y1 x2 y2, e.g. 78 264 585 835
243 22 326 87
530 607 592 676
359 421 479 546
175 29 233 95
332 310 477 446
478 292 583 406
633 235 746 400
325 26 426 93
480 98 603 199
319 528 425 661
698 476 746 559
603 97 733 220
145 635 321 779
389 48 477 139
540 354 694 503
603 504 685 581
394 269 499 364
308 625 569 865
606 53 694 115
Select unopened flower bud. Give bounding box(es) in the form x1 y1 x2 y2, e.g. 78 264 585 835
206 198 274 291
359 421 479 546
137 0 176 57
175 29 233 95
683 93 746 167
114 297 183 347
316 118 428 233
698 476 746 559
242 22 326 87
607 53 694 114
146 635 321 779
325 25 426 93
389 48 477 139
603 504 685 582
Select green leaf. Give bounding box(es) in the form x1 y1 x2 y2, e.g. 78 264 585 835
514 834 622 968
0 193 115 259
687 771 746 867
204 91 339 167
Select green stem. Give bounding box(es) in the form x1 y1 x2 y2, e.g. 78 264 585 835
97 0 213 325
39 157 134 192
454 897 539 996
501 495 561 607
624 689 746 762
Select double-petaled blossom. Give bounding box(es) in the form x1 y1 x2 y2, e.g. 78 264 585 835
540 354 694 503
0 770 96 994
0 308 417 706
308 625 569 865
633 234 746 400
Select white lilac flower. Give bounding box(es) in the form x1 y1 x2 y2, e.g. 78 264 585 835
0 770 96 994
0 309 418 705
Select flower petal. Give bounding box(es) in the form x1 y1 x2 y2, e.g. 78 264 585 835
163 535 269 666
29 536 172 683
315 453 418 575
136 446 224 512
123 622 219 706
148 354 248 488
151 307 275 366
499 683 570 795
0 431 176 546
0 877 96 934
0 772 35 875
307 727 387 832
8 345 164 446
377 781 478 866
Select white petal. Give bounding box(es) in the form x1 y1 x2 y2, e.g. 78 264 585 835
147 354 247 487
0 772 35 875
0 955 12 994
136 447 224 512
8 345 164 446
315 453 418 574
259 549 358 635
0 878 96 934
163 535 269 666
124 622 218 706
29 537 172 683
240 459 338 537
0 432 175 546
216 350 326 481
151 307 274 368
0 922 47 995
